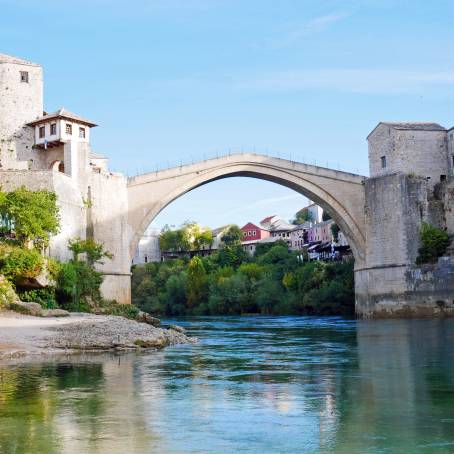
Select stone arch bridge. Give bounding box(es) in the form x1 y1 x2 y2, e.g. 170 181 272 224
126 153 366 266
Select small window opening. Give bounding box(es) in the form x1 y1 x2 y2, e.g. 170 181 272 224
144 255 148 263
65 123 72 135
380 156 387 169
79 127 86 139
440 175 447 182
20 71 29 83
50 123 56 135
38 126 45 139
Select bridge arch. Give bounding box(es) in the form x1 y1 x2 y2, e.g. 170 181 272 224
127 154 366 266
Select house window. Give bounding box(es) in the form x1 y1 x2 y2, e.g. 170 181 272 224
50 123 56 135
252 231 256 236
144 255 148 263
79 127 86 139
65 123 72 135
38 126 45 138
20 71 29 83
381 156 387 169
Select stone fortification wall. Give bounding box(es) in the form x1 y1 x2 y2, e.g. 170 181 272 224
0 168 132 304
368 124 449 186
88 171 131 304
0 59 43 169
356 173 454 317
0 170 85 261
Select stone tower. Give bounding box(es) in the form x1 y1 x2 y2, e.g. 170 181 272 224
0 53 43 169
367 122 451 186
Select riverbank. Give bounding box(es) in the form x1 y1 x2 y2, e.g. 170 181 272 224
0 311 195 360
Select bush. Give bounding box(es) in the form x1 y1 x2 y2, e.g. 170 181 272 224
96 300 140 320
0 187 59 246
0 246 44 282
18 288 58 309
416 222 450 264
56 261 103 311
0 276 17 308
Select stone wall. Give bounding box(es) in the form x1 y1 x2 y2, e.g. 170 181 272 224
368 124 449 186
356 173 454 318
0 57 43 169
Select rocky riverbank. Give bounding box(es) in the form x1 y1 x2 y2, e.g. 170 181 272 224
0 311 195 360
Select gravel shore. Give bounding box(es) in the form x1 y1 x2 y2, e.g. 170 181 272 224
0 311 195 360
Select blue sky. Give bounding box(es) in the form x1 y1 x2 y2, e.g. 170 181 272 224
2 0 454 229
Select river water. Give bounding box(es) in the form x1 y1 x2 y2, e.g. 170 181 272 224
1 316 454 454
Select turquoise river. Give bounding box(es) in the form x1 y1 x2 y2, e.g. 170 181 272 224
1 316 454 453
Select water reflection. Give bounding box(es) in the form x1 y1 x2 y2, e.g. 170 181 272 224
0 355 153 454
1 317 454 453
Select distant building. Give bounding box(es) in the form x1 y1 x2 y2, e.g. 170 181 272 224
240 222 270 241
289 222 312 250
295 203 324 224
132 228 161 264
242 236 281 255
260 215 295 247
307 220 334 243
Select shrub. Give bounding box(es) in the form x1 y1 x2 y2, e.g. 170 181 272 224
56 261 103 311
416 222 450 264
0 187 59 246
0 246 44 282
18 288 58 309
0 276 17 308
97 300 140 319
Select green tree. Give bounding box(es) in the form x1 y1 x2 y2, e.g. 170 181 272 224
0 187 59 246
331 223 340 242
186 256 207 309
68 238 113 264
322 210 332 221
291 208 312 225
159 226 189 252
220 225 242 246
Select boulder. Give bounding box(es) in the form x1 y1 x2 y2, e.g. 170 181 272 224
168 324 186 334
136 311 161 327
9 301 42 316
41 308 70 317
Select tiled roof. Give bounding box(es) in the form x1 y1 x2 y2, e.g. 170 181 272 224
260 215 276 224
27 108 97 127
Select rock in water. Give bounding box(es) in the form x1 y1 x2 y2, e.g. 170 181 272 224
136 311 161 326
168 324 186 333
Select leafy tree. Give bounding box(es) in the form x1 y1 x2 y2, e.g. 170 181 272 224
322 210 332 221
416 222 450 264
291 208 312 225
159 225 189 252
68 238 113 264
0 187 59 246
212 244 248 268
186 256 207 309
220 225 242 246
56 261 103 311
56 239 113 310
331 223 340 242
